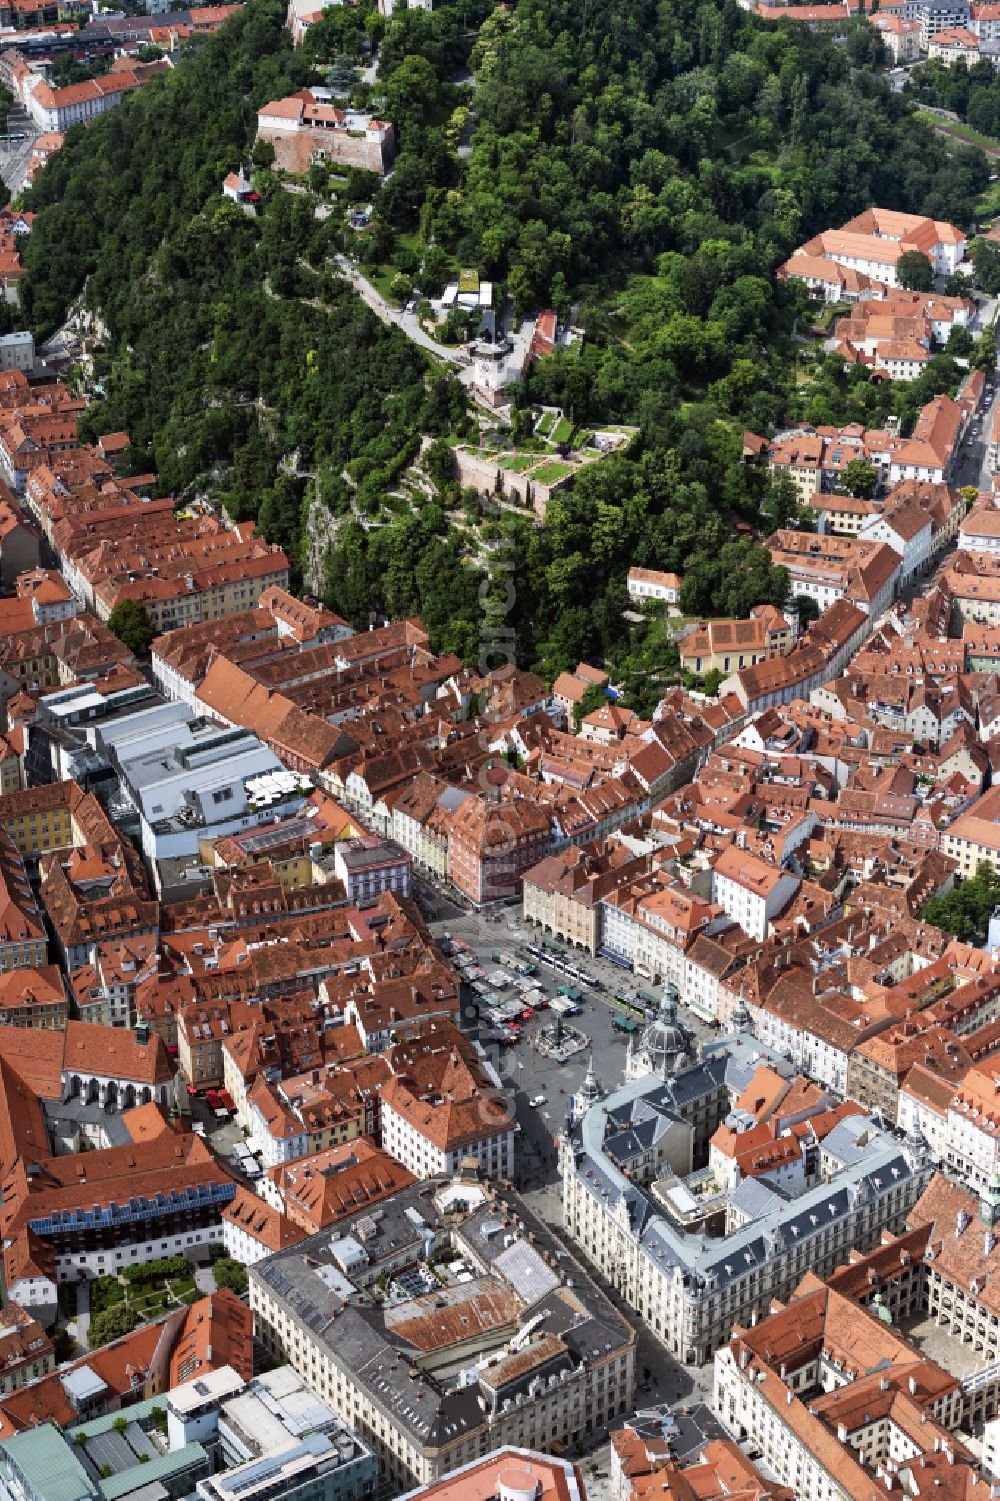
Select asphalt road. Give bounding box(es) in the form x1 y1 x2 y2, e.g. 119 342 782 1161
952 366 1000 493
435 908 720 1163
0 106 38 194
432 910 726 1403
334 253 470 367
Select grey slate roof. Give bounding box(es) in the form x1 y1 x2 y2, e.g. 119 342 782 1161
252 1180 631 1456
571 1039 927 1298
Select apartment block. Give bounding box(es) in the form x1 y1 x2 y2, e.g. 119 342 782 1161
250 1179 635 1489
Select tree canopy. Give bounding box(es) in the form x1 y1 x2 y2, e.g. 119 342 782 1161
17 0 993 678
842 458 877 499
923 864 1000 944
88 1305 140 1349
897 249 934 291
906 54 1000 139
107 600 155 657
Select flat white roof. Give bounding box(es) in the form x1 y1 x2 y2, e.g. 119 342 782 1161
169 1364 245 1415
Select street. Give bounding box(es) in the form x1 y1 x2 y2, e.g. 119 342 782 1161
430 908 724 1415
952 365 1000 492
0 104 37 194
435 906 719 1187
334 253 470 368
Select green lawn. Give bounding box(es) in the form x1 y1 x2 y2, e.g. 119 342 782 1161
498 455 538 473
91 1262 201 1322
366 265 399 303
808 300 850 331
532 460 573 485
396 230 424 259
977 180 1000 222
916 110 1000 155
550 416 574 444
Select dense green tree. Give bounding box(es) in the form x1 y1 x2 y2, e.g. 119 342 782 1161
906 57 1000 143
923 863 1000 943
944 270 975 298
389 272 411 304
424 437 456 493
792 593 820 626
212 1258 249 1295
107 600 155 656
760 472 809 533
573 681 607 729
88 1306 140 1350
973 326 998 373
16 0 996 678
53 53 113 88
897 250 934 291
842 457 878 498
971 238 1000 295
383 54 442 132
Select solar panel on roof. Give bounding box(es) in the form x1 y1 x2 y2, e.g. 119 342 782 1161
495 1240 559 1305
81 1431 133 1477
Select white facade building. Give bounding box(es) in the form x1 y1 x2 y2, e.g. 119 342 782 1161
859 509 933 588
711 847 799 942
0 332 33 373
379 1095 515 1181
626 567 682 605
247 1086 309 1171
332 836 411 902
561 1063 929 1365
